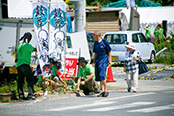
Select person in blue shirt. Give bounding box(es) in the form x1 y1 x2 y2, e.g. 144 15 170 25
92 31 112 97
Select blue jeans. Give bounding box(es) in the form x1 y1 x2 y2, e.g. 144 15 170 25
17 64 34 98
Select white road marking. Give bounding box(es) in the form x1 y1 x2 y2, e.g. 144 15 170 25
96 92 155 102
46 102 114 111
127 104 174 113
45 92 156 112
86 102 155 112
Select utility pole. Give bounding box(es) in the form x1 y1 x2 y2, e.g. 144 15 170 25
0 0 2 18
129 7 140 31
70 0 86 32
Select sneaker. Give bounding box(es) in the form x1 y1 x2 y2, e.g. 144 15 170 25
127 88 131 92
103 91 109 97
88 91 95 95
19 97 27 100
133 90 137 93
27 96 36 100
97 92 104 97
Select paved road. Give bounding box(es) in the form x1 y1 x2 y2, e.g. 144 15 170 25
112 64 174 80
0 64 174 116
0 89 174 116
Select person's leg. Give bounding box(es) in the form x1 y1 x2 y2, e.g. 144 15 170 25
126 72 131 92
101 80 107 92
51 81 56 93
101 79 109 97
17 66 25 99
132 70 138 92
92 78 100 93
86 78 100 93
97 63 109 97
80 83 89 95
23 64 35 99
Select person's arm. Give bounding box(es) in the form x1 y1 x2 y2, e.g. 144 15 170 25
33 48 37 52
163 34 166 41
85 72 94 82
55 70 66 86
123 65 126 72
42 76 52 82
108 51 112 66
144 26 146 30
134 51 142 63
15 48 18 63
92 53 97 67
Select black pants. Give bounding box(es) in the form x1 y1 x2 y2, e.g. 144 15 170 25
17 64 34 98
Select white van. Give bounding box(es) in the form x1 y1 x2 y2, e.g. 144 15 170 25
102 31 156 64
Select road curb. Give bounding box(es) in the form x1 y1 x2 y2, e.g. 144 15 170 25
27 93 77 104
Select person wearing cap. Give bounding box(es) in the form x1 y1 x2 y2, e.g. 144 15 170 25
37 58 66 93
92 31 112 97
124 42 142 93
15 32 37 100
144 25 151 37
75 57 100 95
49 58 66 93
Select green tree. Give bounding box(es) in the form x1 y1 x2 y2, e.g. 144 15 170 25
150 0 174 6
86 0 119 6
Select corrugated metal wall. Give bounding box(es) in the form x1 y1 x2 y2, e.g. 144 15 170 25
86 11 119 36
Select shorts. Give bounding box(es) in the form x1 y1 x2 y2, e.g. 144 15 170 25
52 76 59 83
95 62 107 81
38 81 50 88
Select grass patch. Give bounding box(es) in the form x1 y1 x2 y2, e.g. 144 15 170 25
154 33 174 64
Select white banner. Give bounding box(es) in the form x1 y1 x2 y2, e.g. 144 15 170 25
32 1 50 77
49 3 67 73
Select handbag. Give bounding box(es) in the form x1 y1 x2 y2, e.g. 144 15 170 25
139 61 149 74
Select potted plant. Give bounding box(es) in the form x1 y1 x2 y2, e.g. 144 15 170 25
0 81 17 100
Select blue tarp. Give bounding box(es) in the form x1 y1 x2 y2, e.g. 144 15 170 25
102 0 161 8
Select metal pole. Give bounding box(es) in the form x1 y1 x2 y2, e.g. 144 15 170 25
129 7 139 31
0 0 2 19
74 0 86 32
15 20 23 47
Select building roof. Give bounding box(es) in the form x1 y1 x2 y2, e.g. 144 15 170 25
102 6 174 24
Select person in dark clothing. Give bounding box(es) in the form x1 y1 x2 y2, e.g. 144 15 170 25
16 32 37 100
92 31 112 97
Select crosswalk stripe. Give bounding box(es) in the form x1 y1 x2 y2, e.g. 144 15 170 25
86 102 155 112
127 104 174 113
46 102 114 111
96 92 155 102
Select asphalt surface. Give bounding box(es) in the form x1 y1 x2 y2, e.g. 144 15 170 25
0 63 174 116
0 82 174 116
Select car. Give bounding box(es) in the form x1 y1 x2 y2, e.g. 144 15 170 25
86 32 95 61
102 31 156 64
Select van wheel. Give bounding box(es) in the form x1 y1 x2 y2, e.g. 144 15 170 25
148 52 155 63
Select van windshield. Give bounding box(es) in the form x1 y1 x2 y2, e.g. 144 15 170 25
104 34 127 44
